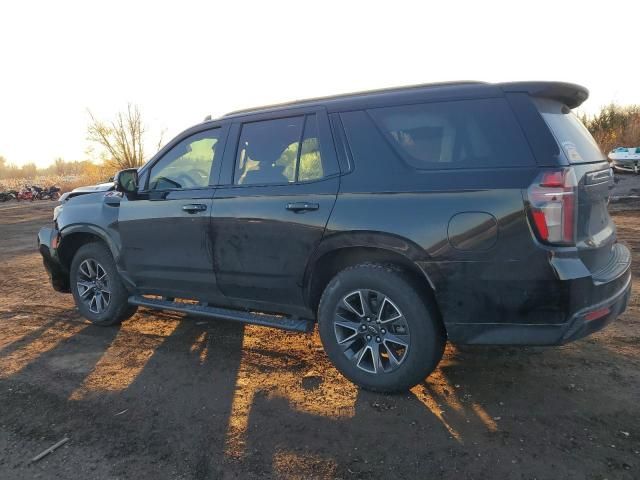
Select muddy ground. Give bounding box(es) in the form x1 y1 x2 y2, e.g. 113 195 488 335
0 200 638 480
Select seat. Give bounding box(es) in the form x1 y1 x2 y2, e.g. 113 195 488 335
240 136 291 185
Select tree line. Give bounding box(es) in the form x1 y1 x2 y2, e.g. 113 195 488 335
580 103 640 155
0 156 99 179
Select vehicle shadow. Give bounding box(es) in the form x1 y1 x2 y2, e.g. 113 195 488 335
1 317 122 399
229 340 640 479
1 312 638 479
112 315 246 478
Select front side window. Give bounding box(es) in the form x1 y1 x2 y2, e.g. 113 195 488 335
148 129 221 190
369 98 535 169
235 114 325 185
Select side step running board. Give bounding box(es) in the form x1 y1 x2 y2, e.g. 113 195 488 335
128 295 313 332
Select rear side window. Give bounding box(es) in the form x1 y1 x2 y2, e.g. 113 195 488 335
369 98 535 169
533 98 604 163
235 114 326 185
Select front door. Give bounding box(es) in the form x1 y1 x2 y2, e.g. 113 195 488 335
211 112 340 309
118 125 227 302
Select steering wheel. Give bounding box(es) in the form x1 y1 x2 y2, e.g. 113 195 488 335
175 168 209 187
188 168 209 183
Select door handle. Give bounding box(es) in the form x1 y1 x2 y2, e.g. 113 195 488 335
182 203 207 214
286 202 320 213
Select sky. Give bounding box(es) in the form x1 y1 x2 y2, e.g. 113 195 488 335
0 0 638 167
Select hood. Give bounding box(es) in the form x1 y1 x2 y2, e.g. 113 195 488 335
59 181 115 202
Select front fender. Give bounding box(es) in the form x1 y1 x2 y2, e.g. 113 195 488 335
59 224 121 262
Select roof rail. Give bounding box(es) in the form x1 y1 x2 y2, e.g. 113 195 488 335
222 81 486 118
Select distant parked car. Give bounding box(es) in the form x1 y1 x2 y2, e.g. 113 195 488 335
38 81 632 392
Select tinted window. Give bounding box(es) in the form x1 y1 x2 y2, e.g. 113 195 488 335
235 117 304 185
298 115 323 182
149 129 221 190
369 98 535 169
533 98 604 163
235 114 327 185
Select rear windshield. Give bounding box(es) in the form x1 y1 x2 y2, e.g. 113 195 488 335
368 98 535 170
533 98 604 163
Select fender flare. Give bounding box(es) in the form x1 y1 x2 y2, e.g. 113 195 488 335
59 223 121 263
303 231 441 302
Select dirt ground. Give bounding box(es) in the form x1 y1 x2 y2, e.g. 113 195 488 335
0 201 638 480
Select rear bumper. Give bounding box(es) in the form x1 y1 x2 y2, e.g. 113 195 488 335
37 226 70 293
447 243 632 345
559 271 631 343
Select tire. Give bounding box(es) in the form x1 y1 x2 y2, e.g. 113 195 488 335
318 263 445 393
70 242 137 326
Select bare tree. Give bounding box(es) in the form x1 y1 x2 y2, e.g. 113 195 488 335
87 104 159 170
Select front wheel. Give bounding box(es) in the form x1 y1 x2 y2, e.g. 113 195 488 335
70 242 137 326
318 264 445 393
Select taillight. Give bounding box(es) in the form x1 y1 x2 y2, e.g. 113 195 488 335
527 168 577 245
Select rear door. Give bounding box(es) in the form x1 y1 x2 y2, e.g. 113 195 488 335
211 110 339 308
118 124 228 301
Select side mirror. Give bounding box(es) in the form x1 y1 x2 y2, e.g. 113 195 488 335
114 168 139 194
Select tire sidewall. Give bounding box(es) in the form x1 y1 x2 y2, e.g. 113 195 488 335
70 243 129 325
318 265 444 392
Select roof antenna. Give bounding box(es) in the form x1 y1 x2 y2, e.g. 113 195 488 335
203 114 212 121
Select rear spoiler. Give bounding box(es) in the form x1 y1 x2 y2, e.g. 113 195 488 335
499 81 589 109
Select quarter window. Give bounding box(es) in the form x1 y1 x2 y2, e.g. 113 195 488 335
148 129 222 190
369 98 535 169
235 114 325 185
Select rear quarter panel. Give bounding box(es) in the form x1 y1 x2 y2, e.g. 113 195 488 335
327 109 569 330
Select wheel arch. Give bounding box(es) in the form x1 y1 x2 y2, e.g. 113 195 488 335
57 225 119 271
304 232 441 316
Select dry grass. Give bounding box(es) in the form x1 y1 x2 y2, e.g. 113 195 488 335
582 104 640 154
0 168 112 194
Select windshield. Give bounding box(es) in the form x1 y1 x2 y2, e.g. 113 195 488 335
533 98 605 163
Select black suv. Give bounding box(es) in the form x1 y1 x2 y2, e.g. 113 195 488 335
38 81 632 392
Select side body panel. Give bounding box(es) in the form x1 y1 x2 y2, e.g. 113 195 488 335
327 108 571 336
210 108 340 315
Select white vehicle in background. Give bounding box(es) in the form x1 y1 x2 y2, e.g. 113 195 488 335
609 147 640 173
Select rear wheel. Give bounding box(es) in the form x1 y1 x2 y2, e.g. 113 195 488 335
318 264 445 393
70 242 137 326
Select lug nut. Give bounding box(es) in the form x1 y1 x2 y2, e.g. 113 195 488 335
375 336 382 343
380 328 386 334
366 317 371 322
366 335 372 341
360 325 367 331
